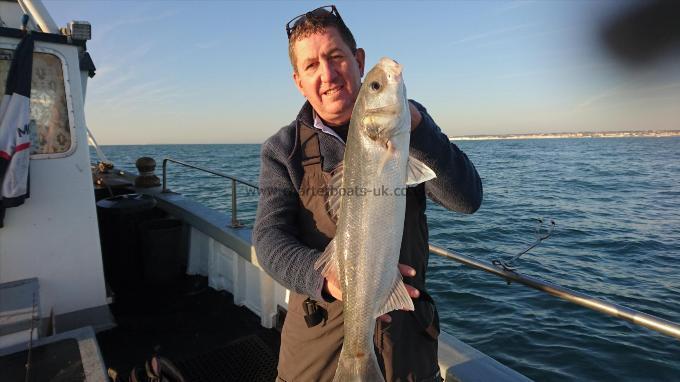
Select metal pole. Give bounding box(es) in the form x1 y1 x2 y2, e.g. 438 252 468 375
86 125 111 165
160 157 258 226
162 159 168 192
162 158 258 189
231 179 239 228
19 0 60 33
429 245 680 341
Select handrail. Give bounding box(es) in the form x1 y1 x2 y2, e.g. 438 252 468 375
162 158 258 227
429 245 680 341
159 157 680 341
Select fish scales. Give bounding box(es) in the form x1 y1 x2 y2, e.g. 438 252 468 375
317 57 435 381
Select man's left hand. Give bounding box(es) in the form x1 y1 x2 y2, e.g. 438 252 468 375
378 264 420 323
409 101 422 131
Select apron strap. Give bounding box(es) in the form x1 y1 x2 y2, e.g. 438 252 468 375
299 124 322 167
296 123 328 328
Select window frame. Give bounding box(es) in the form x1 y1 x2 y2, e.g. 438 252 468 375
0 41 78 160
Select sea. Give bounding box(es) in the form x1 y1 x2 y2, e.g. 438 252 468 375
97 137 680 381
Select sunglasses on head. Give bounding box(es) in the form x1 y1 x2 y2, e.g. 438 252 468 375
285 5 345 38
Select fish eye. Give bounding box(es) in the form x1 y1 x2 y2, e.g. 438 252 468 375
370 81 381 91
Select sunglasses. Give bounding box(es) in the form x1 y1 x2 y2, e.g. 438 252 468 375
285 5 346 38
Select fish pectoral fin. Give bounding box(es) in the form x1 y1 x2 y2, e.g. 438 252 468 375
406 156 436 186
377 140 396 177
375 274 415 318
314 238 339 280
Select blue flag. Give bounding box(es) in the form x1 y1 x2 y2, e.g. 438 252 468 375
0 34 33 228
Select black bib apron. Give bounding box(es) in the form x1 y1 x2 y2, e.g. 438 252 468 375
277 123 441 382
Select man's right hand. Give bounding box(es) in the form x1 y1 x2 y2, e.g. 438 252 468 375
323 271 343 301
323 264 421 323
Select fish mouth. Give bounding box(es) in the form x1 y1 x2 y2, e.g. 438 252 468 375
363 103 400 116
361 102 407 144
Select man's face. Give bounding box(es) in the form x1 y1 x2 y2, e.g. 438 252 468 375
292 26 365 126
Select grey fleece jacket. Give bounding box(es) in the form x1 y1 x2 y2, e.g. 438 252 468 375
253 101 482 301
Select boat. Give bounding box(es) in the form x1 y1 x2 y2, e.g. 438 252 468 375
0 2 531 380
1 2 677 381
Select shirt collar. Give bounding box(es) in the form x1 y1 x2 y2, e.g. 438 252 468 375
313 111 346 145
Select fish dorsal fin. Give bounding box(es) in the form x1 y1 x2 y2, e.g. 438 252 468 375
406 156 436 186
375 274 415 318
313 237 339 282
325 163 344 222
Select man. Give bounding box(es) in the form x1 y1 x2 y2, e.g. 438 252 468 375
254 5 482 382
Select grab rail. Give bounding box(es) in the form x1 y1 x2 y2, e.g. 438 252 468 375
159 157 680 341
161 158 258 228
429 245 680 341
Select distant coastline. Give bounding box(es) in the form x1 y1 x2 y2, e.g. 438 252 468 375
450 130 680 141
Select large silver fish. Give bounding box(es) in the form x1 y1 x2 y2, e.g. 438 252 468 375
316 57 436 381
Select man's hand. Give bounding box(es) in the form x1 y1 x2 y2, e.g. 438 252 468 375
409 101 422 131
323 270 343 301
322 264 420 323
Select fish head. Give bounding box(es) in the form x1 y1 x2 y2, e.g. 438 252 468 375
354 57 410 147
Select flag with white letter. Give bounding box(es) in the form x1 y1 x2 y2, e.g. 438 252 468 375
0 34 33 228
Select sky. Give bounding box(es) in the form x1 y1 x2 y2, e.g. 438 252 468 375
46 1 680 144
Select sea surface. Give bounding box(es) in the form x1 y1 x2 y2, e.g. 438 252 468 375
96 137 680 381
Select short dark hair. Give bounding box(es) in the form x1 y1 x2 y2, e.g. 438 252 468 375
287 8 357 73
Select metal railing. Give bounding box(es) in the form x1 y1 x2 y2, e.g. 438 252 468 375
162 158 259 228
159 157 680 341
430 244 680 341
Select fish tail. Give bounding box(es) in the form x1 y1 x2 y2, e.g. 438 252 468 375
332 350 384 382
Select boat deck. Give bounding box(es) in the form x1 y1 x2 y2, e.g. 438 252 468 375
96 275 280 381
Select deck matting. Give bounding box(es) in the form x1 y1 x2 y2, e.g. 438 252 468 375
96 276 280 381
176 334 278 381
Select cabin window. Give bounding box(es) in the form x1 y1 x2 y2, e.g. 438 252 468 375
0 49 72 155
